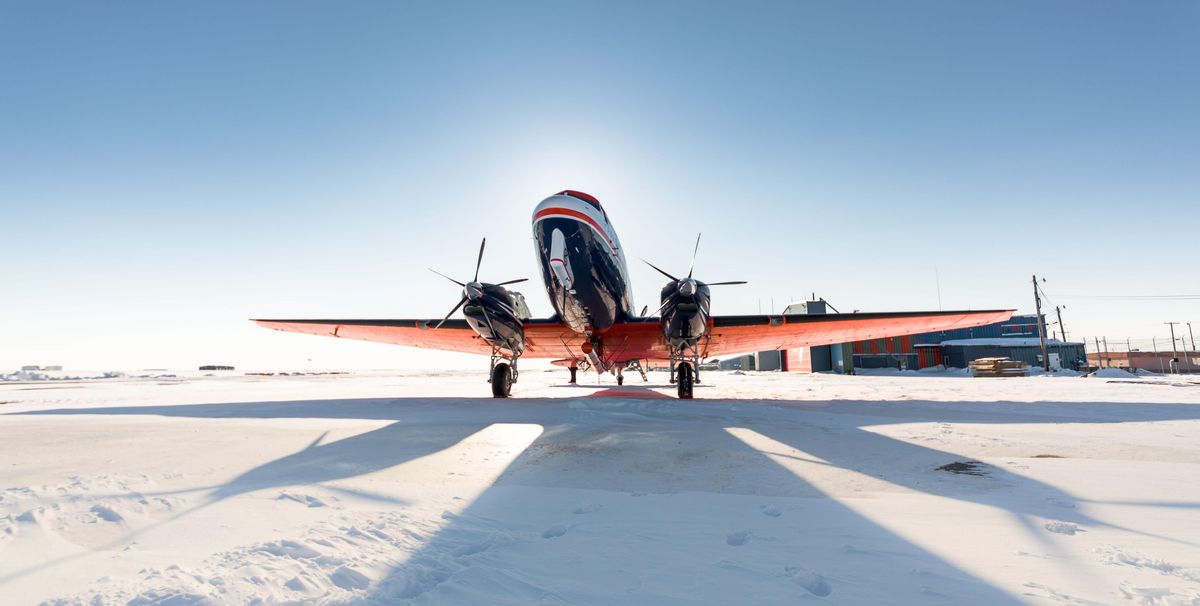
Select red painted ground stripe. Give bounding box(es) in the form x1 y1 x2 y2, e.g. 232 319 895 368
533 207 617 252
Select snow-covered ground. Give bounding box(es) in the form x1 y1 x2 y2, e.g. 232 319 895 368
2 370 1199 605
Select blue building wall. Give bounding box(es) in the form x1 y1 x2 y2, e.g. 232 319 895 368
911 314 1045 345
942 343 1088 370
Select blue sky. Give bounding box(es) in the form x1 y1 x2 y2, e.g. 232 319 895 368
2 2 1198 369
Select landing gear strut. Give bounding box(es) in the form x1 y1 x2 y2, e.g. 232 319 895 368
669 340 705 399
626 360 649 382
488 345 519 398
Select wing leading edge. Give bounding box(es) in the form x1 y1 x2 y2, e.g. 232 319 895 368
704 309 1016 357
254 309 1014 362
251 318 604 359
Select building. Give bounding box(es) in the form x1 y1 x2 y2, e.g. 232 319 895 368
771 300 1088 372
939 338 1086 370
1086 350 1199 374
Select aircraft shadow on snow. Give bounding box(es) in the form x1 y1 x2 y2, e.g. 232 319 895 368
9 395 1200 602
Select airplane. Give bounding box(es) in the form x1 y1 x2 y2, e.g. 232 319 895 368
254 190 1014 399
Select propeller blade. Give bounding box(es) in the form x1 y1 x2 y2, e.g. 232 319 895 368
434 296 468 329
640 304 649 316
480 305 497 338
687 233 701 279
706 281 748 286
496 278 529 286
473 237 486 282
643 259 678 282
429 268 465 287
650 298 673 318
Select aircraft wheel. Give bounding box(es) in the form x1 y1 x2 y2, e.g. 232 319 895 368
617 374 624 386
491 363 513 398
677 363 694 400
568 366 578 384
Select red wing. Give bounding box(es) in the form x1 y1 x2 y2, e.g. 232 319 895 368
704 309 1016 357
252 318 604 360
254 309 1014 362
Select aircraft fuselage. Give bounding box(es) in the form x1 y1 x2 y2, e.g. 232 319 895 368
531 191 635 336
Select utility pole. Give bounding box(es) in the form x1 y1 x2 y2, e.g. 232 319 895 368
1032 275 1050 371
1103 337 1109 368
1095 337 1103 368
1166 322 1181 374
1189 322 1196 352
1055 306 1067 342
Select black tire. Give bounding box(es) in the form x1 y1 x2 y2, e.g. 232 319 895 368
617 374 624 386
568 367 578 384
491 363 512 398
677 363 694 399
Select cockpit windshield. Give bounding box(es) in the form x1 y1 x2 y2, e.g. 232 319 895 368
558 190 603 213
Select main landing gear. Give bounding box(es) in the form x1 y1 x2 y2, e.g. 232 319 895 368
669 343 704 400
676 362 694 399
488 345 519 398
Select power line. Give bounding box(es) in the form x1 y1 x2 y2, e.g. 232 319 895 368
1053 294 1200 301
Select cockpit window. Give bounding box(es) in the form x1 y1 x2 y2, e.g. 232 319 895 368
558 190 603 213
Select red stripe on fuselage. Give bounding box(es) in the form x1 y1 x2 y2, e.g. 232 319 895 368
533 207 617 252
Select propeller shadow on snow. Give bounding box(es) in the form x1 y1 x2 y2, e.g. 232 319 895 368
206 422 489 504
9 395 1200 601
0 410 489 586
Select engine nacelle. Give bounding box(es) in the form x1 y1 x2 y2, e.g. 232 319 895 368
462 284 527 355
658 279 712 350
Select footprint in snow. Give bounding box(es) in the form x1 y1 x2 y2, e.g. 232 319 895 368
786 567 832 597
330 566 370 590
542 524 570 539
1044 521 1080 535
726 531 751 546
760 505 782 517
277 492 327 508
90 504 124 523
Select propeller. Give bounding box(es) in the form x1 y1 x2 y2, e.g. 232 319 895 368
643 233 746 317
430 238 527 329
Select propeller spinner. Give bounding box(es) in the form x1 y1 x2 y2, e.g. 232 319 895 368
430 238 527 329
644 233 746 316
